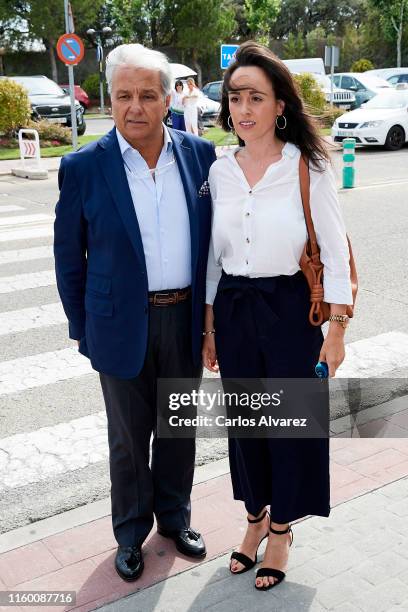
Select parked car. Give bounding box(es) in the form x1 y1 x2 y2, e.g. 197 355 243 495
329 73 391 108
202 81 222 102
1 75 86 135
364 67 408 80
59 84 90 112
305 73 355 109
387 73 408 87
282 57 326 75
331 86 408 150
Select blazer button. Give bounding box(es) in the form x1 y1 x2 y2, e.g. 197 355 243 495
144 307 148 314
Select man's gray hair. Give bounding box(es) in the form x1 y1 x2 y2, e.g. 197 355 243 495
105 43 172 96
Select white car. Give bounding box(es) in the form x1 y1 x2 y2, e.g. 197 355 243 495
331 87 408 150
312 73 355 109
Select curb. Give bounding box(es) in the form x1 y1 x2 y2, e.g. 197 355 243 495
0 458 230 555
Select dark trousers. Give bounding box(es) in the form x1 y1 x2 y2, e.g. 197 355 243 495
213 271 330 523
171 112 186 131
99 298 201 547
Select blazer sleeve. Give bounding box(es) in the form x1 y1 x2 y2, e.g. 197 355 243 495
54 156 88 340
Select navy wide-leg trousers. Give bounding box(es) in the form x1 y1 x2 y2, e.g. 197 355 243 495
213 270 330 523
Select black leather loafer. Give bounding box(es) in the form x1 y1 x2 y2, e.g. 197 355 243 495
157 526 206 558
115 545 144 581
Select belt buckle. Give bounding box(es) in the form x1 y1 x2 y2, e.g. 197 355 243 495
153 292 177 306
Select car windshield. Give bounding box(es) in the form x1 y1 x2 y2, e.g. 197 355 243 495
364 92 408 108
9 77 65 96
359 76 391 89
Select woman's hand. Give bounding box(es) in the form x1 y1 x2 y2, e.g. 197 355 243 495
318 325 346 378
202 333 219 373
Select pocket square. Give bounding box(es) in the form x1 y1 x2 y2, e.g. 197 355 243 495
198 180 210 197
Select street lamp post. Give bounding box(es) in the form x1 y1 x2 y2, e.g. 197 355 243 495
86 26 112 114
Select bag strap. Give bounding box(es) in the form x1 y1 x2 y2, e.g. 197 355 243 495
299 155 319 259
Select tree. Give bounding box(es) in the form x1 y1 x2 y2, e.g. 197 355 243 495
109 0 175 47
244 0 281 43
0 0 104 81
369 0 408 66
282 32 305 58
174 0 235 86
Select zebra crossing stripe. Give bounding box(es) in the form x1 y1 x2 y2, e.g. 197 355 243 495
0 270 55 294
0 214 53 227
0 205 25 213
0 246 53 266
0 226 54 243
0 347 92 396
0 303 65 336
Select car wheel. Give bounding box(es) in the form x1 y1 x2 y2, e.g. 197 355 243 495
77 120 86 136
384 125 405 151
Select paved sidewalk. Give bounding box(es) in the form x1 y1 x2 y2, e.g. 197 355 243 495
0 438 408 612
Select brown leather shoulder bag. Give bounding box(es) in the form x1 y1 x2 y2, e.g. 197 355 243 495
298 155 358 326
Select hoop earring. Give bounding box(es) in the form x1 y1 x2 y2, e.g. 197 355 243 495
275 114 287 130
227 115 235 131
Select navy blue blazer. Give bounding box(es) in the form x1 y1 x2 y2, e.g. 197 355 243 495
54 127 217 379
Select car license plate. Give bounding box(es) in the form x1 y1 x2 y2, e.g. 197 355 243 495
47 117 67 124
338 104 351 109
338 130 354 137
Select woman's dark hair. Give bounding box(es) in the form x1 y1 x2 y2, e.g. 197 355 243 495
219 41 329 169
175 80 183 89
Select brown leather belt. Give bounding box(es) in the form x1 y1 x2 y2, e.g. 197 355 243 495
148 287 191 306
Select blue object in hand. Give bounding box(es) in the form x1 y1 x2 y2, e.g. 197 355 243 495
315 361 329 378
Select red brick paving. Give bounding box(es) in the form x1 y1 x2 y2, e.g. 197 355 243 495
0 438 407 612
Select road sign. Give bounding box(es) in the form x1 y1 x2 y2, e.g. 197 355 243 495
56 33 84 66
221 44 239 70
324 46 339 68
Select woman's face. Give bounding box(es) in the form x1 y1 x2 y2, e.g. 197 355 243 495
227 65 285 143
187 80 194 91
176 84 183 93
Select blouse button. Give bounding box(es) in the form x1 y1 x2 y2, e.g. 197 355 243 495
246 237 250 243
245 212 250 217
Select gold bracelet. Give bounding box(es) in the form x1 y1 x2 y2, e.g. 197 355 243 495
202 330 215 336
328 314 349 329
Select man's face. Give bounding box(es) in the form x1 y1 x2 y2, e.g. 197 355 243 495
111 66 170 145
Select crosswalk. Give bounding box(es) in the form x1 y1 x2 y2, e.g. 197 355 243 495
0 178 407 530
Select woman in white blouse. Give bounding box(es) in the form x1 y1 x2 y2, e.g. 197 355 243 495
202 42 353 591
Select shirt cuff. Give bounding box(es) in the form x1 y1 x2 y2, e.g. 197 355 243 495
323 275 353 306
206 280 219 305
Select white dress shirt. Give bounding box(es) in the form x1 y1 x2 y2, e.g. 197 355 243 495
116 126 191 291
206 141 353 305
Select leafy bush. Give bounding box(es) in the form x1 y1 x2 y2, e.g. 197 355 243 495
0 78 31 136
293 73 326 114
26 119 72 144
350 58 374 72
319 105 345 128
81 73 108 99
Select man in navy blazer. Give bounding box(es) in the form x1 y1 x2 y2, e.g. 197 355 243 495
54 43 216 581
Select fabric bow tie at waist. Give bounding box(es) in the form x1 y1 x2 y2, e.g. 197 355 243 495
217 274 281 331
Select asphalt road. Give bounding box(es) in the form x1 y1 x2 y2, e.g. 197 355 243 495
0 145 408 533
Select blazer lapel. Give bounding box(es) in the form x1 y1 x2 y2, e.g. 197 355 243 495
170 129 199 281
96 129 147 273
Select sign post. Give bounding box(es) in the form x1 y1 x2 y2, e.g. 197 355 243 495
57 1 85 151
324 46 339 105
220 44 239 70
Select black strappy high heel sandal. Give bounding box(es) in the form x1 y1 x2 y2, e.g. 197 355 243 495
254 523 293 590
229 509 269 575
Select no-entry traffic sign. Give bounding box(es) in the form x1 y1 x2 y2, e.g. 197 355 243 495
57 33 84 66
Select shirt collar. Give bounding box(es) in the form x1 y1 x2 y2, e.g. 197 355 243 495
224 141 298 160
116 123 173 158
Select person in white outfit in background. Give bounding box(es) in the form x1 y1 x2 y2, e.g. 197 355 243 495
183 77 200 135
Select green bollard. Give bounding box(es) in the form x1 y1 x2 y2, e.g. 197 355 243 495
343 138 356 189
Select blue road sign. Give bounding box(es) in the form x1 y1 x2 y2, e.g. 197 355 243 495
220 44 239 70
56 33 84 65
